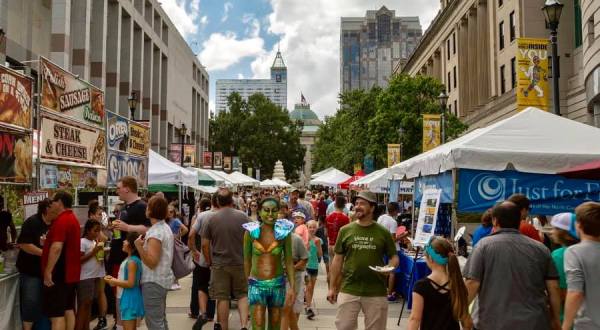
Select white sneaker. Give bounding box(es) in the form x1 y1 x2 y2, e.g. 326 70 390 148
170 283 181 291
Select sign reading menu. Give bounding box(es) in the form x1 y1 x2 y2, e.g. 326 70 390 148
0 66 33 129
40 116 106 167
40 57 105 128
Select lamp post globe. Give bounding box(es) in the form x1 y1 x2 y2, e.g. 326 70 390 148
128 92 138 120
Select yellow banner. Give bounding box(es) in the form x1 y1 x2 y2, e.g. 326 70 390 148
387 144 401 167
517 38 550 111
128 122 150 157
353 163 362 174
423 114 441 152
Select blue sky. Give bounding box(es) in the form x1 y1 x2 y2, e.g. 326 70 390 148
161 0 440 118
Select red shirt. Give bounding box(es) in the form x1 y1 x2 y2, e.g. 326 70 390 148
325 212 350 246
519 221 542 242
41 210 81 284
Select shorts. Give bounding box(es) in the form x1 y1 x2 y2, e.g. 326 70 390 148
194 265 211 294
43 282 77 318
306 268 318 277
248 276 286 308
209 265 248 300
286 271 305 314
321 253 330 264
19 273 44 322
77 278 97 302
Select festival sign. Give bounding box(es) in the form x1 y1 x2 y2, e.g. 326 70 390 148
517 38 550 111
0 65 33 129
24 191 49 219
40 116 107 167
183 145 196 167
422 114 441 152
203 151 212 169
247 167 253 178
0 131 32 183
387 144 401 168
107 150 148 188
213 152 223 169
223 156 232 172
40 164 58 188
168 144 182 164
414 188 442 246
106 112 129 152
128 121 150 157
232 157 240 171
39 57 105 128
458 169 600 215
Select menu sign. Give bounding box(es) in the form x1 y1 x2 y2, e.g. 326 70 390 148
40 116 106 167
40 57 105 128
129 122 150 156
0 131 32 183
0 66 33 129
107 150 148 187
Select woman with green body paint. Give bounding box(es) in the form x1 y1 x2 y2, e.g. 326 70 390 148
243 198 296 330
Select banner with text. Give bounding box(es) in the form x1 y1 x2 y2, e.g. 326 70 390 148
107 150 148 188
224 156 232 172
128 121 150 157
40 116 106 167
232 157 240 172
414 188 441 246
387 144 401 168
40 163 102 189
213 152 223 169
203 151 212 169
40 57 105 128
458 169 600 215
0 131 32 183
517 38 550 111
0 65 33 129
107 112 129 152
422 114 441 152
183 145 196 167
168 144 181 164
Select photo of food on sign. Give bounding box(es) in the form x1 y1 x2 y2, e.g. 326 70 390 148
0 66 33 129
0 132 32 183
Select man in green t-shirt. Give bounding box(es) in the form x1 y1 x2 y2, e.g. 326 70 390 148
327 191 398 330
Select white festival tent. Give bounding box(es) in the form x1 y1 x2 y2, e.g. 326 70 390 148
310 167 336 179
148 150 198 186
229 171 260 186
203 169 238 187
390 107 600 179
189 168 226 186
350 168 392 193
271 178 292 188
260 179 276 187
310 169 352 187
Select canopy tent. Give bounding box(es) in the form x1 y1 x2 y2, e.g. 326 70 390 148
338 170 366 189
260 179 276 187
271 178 292 188
350 168 392 193
311 167 336 179
229 171 260 186
149 150 197 186
557 160 600 180
202 170 236 187
188 168 223 186
390 107 600 179
310 169 351 187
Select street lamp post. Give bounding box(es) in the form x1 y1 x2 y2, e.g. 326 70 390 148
542 0 564 116
438 91 449 144
179 123 187 167
128 91 138 121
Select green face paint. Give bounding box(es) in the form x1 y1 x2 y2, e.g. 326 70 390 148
259 200 279 225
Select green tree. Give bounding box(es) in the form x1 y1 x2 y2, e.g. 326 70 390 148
209 92 305 181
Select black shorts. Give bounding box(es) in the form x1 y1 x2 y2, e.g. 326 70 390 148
306 268 318 277
194 265 211 294
43 282 76 318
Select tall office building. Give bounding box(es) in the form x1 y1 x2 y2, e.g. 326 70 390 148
340 6 422 92
216 51 287 114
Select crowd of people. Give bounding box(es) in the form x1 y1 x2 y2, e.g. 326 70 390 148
3 177 600 330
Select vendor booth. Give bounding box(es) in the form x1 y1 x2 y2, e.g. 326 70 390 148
338 170 365 190
389 107 600 310
309 169 351 187
228 171 260 187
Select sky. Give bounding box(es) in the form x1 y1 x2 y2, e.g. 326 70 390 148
160 0 441 119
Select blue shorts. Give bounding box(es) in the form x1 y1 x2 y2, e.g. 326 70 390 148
19 273 47 324
121 308 144 321
306 268 318 277
248 276 286 308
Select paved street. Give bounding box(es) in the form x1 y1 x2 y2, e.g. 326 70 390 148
97 264 408 329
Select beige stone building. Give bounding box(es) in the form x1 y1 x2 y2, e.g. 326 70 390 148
289 100 321 185
394 0 600 130
0 0 209 161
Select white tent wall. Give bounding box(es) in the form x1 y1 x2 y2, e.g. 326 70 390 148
149 150 198 185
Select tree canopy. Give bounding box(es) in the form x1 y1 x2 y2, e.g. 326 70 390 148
209 92 305 181
313 74 468 173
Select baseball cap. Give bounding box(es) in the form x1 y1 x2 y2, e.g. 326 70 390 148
551 212 579 239
292 211 305 219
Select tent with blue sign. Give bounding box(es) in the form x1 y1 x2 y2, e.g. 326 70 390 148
390 107 600 220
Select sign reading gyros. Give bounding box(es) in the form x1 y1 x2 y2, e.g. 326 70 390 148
40 57 105 128
0 66 33 129
40 116 106 167
107 151 148 187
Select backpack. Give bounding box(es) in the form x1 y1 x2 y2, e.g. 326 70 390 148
171 236 193 280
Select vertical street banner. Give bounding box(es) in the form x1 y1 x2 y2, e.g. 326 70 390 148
517 38 550 111
353 163 362 174
168 145 182 164
232 157 240 171
247 167 253 178
223 156 232 172
106 112 129 152
387 144 401 168
183 145 196 167
422 114 441 152
202 151 212 169
213 152 223 169
363 155 374 174
0 65 33 130
414 188 442 246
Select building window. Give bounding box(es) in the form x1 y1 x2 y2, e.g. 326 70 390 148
452 33 456 54
510 57 516 88
509 11 516 41
453 66 457 89
499 0 503 7
454 100 457 116
447 72 451 92
448 103 452 115
573 0 582 47
500 65 506 94
499 21 505 50
588 17 595 45
447 39 451 60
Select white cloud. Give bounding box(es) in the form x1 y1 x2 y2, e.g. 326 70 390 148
237 73 245 79
199 32 265 71
242 13 261 38
200 15 208 27
160 0 202 38
251 1 439 118
222 2 233 22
